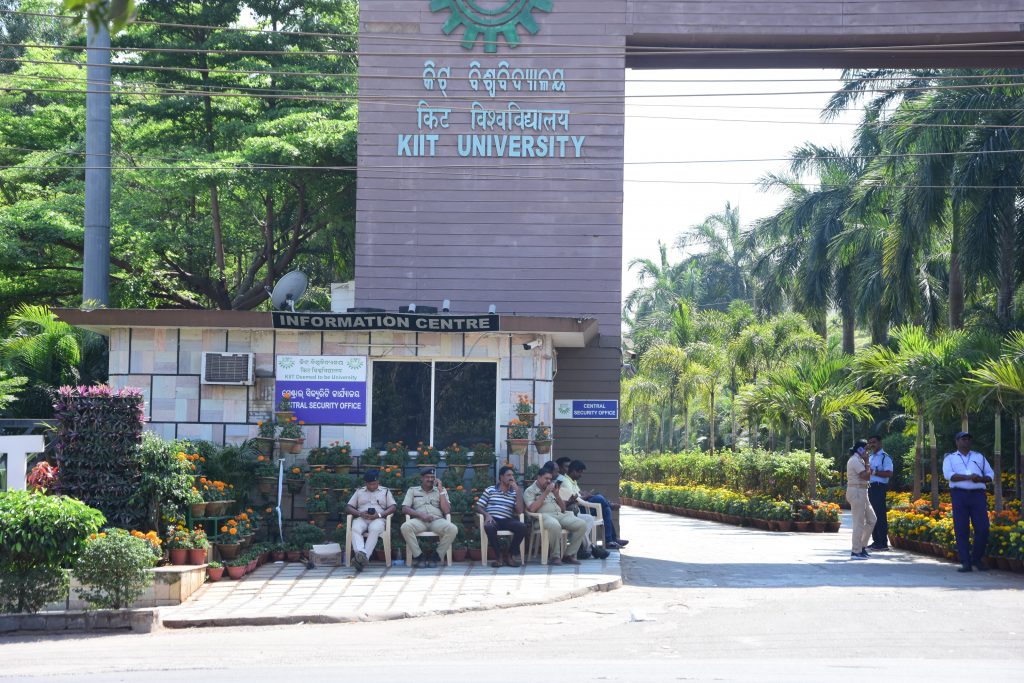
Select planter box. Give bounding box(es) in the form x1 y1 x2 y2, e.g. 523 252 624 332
0 608 159 635
44 565 207 612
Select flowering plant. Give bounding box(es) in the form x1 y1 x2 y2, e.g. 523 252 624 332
472 443 495 466
277 391 293 412
257 419 277 438
305 491 330 513
444 442 469 465
534 422 550 441
507 418 530 439
218 519 240 543
164 525 191 550
361 446 382 466
198 478 234 501
379 464 404 489
383 441 407 466
812 501 840 523
279 416 305 440
130 529 163 557
416 442 441 465
287 465 304 480
515 393 533 414
254 454 277 478
26 461 59 491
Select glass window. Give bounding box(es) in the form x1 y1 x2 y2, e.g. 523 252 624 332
434 361 496 446
371 361 431 446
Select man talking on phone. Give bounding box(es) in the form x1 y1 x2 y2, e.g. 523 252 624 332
523 464 586 565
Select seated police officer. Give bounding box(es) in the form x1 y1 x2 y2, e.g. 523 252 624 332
401 468 458 568
345 469 396 572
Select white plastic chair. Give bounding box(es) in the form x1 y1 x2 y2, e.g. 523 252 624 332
478 512 526 564
344 513 392 567
401 513 454 566
578 499 606 548
525 511 568 565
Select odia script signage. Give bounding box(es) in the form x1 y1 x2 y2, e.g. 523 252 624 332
275 356 368 425
272 312 500 332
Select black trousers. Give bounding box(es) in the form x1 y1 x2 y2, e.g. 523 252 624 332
868 483 888 546
484 516 528 556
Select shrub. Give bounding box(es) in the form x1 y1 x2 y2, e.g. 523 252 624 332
73 529 157 609
52 385 146 529
288 523 326 549
133 433 196 530
0 491 105 613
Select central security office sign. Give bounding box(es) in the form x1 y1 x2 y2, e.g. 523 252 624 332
275 355 367 425
272 312 499 332
555 399 619 420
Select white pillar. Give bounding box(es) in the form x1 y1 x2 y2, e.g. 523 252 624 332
1 435 45 491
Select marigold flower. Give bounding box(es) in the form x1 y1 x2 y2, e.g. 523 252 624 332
229 528 237 535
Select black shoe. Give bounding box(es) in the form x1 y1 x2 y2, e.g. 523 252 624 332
957 565 973 573
592 547 610 560
412 553 427 569
426 550 438 568
577 548 591 560
973 561 990 572
615 539 629 547
606 541 621 550
867 544 889 551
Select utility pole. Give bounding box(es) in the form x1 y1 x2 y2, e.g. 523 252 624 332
82 19 111 307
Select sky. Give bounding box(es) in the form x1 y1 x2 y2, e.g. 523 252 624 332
621 68 862 304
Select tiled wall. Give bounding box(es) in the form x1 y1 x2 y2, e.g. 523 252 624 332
108 327 555 462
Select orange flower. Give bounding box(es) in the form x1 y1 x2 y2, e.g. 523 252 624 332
258 455 265 462
299 420 305 425
229 528 237 535
221 526 228 532
456 485 463 491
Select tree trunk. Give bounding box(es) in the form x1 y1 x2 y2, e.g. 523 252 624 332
913 414 923 500
929 421 939 507
994 411 1003 513
708 388 716 454
948 203 964 329
996 205 1016 328
841 296 855 355
684 403 691 450
808 427 817 497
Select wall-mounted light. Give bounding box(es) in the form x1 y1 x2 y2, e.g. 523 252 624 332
442 299 451 312
407 303 417 313
488 304 497 314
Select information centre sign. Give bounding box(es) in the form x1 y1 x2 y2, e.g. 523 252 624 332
275 356 367 425
272 312 499 333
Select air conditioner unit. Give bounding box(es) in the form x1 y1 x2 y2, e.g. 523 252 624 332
201 352 254 385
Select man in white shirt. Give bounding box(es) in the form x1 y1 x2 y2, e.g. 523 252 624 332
866 435 894 551
941 432 994 573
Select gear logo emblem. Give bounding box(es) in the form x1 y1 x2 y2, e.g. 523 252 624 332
430 0 553 53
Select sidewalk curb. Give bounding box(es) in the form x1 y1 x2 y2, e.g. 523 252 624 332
159 573 622 629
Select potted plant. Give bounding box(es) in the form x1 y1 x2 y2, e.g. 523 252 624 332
506 419 531 456
225 557 248 580
165 525 191 565
445 442 470 477
452 538 468 563
415 441 441 466
255 455 278 494
515 393 535 424
255 419 277 456
383 441 407 466
200 478 235 517
465 535 482 562
533 422 552 455
278 416 305 454
328 441 353 474
379 465 404 499
206 560 224 582
275 391 295 423
216 524 241 560
306 491 331 526
187 486 207 519
188 527 210 565
271 542 287 562
360 445 382 468
285 543 303 562
286 465 306 494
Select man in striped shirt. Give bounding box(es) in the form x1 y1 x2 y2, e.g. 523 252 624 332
477 465 528 568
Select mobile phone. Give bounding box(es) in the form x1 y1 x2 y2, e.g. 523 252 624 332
367 507 376 515
554 480 562 488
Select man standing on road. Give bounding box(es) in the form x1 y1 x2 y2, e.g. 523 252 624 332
401 468 458 569
524 466 586 565
866 435 893 551
345 469 396 571
942 432 994 573
846 441 876 560
477 465 528 568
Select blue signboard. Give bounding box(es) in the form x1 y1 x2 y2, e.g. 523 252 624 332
555 399 619 420
275 355 367 425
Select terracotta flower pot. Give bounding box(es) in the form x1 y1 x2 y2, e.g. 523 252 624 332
169 548 188 565
190 503 208 518
286 550 302 562
255 437 276 456
286 479 305 494
793 521 811 532
275 410 295 422
533 439 552 455
271 550 286 561
309 512 330 526
452 548 468 562
825 522 840 533
996 557 1012 571
506 439 530 457
216 543 241 560
226 565 246 580
206 566 224 582
811 521 826 532
188 548 208 565
777 520 793 532
258 477 277 495
516 411 536 424
247 559 257 573
467 548 482 562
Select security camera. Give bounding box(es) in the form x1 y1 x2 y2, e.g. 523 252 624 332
522 339 542 350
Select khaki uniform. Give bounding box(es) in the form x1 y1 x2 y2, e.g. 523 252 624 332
401 486 458 558
347 486 395 556
560 476 595 551
524 482 586 559
846 455 877 553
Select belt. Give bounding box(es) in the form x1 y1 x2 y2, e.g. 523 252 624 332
869 482 888 487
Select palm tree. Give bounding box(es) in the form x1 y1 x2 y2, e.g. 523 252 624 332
970 331 1024 506
742 351 882 495
0 370 26 413
0 304 107 417
621 375 666 453
675 202 754 310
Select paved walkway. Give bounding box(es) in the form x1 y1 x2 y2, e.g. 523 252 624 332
161 553 621 627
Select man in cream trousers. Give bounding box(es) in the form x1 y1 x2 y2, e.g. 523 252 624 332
846 441 876 560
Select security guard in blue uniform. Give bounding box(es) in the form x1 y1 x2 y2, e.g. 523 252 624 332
866 435 893 551
942 432 994 573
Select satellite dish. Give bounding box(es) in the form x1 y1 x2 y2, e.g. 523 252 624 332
270 271 309 312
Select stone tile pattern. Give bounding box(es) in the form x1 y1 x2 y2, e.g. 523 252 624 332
161 553 620 627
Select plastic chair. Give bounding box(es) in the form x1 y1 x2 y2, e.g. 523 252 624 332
577 499 606 548
478 512 526 564
525 511 568 565
401 513 454 566
344 513 392 567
